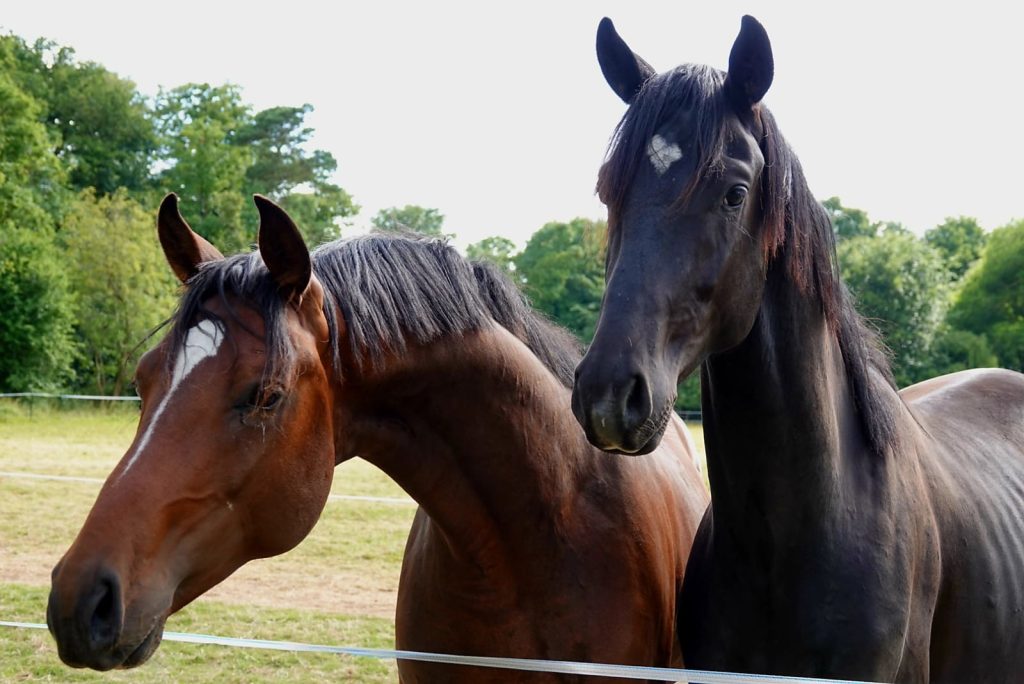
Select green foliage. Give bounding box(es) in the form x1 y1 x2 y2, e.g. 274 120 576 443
466 236 517 276
0 62 76 392
0 29 361 395
155 83 253 251
925 216 987 280
1 36 156 195
371 205 450 239
0 68 67 227
949 219 1024 371
155 89 356 250
60 189 178 395
675 375 701 412
237 104 358 245
838 232 950 386
0 225 77 391
920 326 998 378
515 218 606 343
823 196 877 240
279 184 358 246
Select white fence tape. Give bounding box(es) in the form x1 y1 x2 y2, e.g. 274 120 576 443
0 621 879 684
0 392 140 401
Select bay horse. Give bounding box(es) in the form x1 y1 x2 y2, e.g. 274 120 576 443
46 194 709 681
571 15 1024 683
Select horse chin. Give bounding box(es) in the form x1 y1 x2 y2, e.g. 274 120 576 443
118 620 165 668
604 399 675 456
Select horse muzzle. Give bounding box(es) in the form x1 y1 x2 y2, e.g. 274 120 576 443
572 356 673 455
47 560 166 670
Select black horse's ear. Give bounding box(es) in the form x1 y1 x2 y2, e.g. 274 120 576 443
597 17 656 104
157 193 224 283
724 15 774 110
255 195 311 302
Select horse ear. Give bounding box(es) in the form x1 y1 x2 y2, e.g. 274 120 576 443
597 17 656 104
254 195 311 302
158 193 224 283
724 15 774 110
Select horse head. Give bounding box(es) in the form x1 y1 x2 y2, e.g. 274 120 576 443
573 16 778 454
47 195 339 669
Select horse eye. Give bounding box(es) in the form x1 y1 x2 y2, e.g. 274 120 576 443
242 386 283 411
724 185 748 208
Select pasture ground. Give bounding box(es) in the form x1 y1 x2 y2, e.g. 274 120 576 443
0 400 705 681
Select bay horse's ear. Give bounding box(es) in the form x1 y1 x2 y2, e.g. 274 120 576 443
158 193 225 283
254 195 311 302
597 17 656 104
724 15 774 110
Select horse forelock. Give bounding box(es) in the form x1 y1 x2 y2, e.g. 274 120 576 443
597 64 729 239
167 252 299 401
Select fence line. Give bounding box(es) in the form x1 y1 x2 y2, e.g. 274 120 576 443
0 393 704 421
0 621 879 684
0 392 140 402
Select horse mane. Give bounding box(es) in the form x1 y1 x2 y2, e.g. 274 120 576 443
597 63 898 454
166 234 580 395
312 234 580 386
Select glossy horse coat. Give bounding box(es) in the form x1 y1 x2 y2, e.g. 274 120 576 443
572 15 1024 683
47 195 709 681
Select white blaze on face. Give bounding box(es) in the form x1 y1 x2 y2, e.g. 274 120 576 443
647 134 683 175
120 319 225 477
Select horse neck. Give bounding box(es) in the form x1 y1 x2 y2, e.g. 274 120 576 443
341 324 596 562
701 258 876 539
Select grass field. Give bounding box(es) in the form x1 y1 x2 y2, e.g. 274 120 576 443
0 399 705 680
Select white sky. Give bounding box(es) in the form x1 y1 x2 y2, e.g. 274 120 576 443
4 1 1022 250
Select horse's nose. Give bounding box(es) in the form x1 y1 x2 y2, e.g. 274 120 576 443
573 359 654 454
48 564 125 669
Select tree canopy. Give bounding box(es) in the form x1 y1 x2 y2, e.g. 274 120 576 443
515 218 606 343
949 219 1024 371
371 205 450 240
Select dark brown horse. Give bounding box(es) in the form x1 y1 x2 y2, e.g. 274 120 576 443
47 195 709 681
572 15 1024 683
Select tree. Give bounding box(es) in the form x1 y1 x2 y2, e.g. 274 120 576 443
2 36 156 195
371 205 450 239
949 219 1024 371
0 225 77 391
466 236 517 276
920 327 998 378
279 184 358 246
60 189 178 395
838 232 950 386
0 66 76 391
237 104 358 245
925 216 987 280
0 64 67 230
515 218 606 343
823 196 877 241
154 83 253 252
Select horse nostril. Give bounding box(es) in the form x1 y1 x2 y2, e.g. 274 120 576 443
624 374 653 431
85 572 122 652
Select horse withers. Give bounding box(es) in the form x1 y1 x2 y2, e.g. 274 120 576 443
47 194 709 681
572 15 1024 682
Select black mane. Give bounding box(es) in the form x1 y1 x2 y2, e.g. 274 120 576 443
167 233 580 394
598 63 898 453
